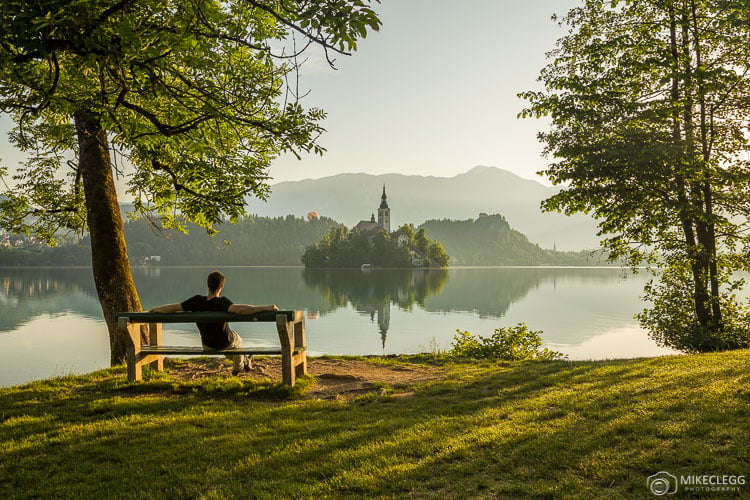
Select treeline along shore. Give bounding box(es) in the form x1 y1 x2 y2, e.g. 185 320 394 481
0 213 605 267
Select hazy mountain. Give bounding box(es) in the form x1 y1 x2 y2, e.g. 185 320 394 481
250 166 600 250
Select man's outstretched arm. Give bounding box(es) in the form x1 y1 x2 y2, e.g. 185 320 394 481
149 303 184 313
228 304 279 315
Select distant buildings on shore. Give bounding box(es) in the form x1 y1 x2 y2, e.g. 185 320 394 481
0 233 42 249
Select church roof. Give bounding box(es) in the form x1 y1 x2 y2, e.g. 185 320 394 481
354 220 381 233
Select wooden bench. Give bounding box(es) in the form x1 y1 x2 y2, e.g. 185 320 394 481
117 310 307 386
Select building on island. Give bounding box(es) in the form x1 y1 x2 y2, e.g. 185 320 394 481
377 185 390 233
352 187 428 267
354 186 391 234
354 213 380 233
351 187 445 269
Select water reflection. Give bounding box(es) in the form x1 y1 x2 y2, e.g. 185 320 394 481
302 268 449 347
0 266 635 344
0 265 674 387
0 268 100 331
424 267 626 318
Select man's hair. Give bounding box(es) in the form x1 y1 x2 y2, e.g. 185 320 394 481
207 270 226 293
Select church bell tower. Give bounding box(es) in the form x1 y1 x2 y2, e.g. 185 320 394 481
377 186 390 233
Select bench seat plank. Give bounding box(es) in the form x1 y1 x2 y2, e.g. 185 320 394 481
137 346 305 356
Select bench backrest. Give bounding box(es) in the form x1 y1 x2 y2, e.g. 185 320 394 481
116 310 297 323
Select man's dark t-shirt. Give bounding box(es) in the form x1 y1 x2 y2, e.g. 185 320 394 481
180 295 234 348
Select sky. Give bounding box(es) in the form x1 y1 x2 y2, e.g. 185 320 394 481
269 0 580 185
0 0 581 188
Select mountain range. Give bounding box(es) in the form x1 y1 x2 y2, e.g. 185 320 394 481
249 166 600 250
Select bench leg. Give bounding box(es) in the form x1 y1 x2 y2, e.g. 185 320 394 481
122 318 142 382
294 316 307 377
148 322 164 372
277 316 295 386
128 357 142 382
276 314 308 386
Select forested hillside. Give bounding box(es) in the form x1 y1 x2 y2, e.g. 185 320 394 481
0 216 342 267
124 215 342 266
419 214 601 266
0 213 601 267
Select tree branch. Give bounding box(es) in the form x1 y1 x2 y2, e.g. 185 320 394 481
151 159 243 207
117 94 212 137
244 0 351 66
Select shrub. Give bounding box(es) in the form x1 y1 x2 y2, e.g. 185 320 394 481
638 267 750 353
450 323 565 361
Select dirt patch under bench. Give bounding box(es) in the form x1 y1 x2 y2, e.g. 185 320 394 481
165 356 445 399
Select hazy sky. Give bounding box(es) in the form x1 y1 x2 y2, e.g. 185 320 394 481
0 1 580 187
270 0 580 184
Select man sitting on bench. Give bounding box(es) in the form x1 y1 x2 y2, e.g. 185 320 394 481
149 270 279 375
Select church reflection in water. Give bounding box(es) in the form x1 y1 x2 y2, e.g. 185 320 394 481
357 302 391 349
300 266 623 349
302 268 449 349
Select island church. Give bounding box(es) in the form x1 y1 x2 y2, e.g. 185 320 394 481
354 186 391 234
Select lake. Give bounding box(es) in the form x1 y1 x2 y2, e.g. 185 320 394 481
0 266 678 387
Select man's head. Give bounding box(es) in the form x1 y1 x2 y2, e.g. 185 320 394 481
207 270 226 294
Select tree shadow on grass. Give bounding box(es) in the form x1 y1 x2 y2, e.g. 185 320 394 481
1 352 748 498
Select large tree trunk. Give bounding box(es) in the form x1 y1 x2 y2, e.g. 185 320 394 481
75 110 144 365
668 6 713 331
688 0 723 328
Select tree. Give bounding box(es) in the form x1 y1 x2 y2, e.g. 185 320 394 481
426 240 449 268
521 0 750 352
301 225 446 268
394 223 415 247
414 227 429 255
0 0 380 363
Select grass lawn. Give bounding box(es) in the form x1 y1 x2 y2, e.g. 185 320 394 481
1 351 749 499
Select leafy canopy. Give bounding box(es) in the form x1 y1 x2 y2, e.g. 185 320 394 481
0 0 381 241
520 0 750 352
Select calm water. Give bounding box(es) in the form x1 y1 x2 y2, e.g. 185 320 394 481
0 266 678 387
